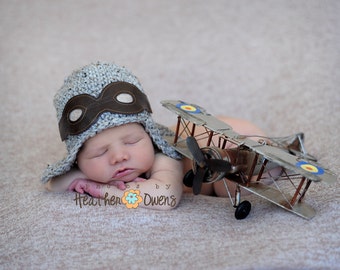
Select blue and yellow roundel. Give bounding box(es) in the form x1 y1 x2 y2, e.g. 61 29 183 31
176 103 201 114
296 161 324 175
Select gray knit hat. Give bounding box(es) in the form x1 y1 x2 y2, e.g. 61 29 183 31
42 62 181 183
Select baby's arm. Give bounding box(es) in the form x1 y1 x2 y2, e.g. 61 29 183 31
45 154 183 210
85 153 183 210
108 177 145 191
67 177 145 197
45 169 135 194
45 168 88 192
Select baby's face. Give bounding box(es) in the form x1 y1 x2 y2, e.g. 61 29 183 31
77 123 155 184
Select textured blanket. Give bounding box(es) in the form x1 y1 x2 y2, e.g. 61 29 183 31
1 1 339 269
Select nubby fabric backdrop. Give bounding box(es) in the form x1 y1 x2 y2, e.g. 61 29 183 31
1 1 339 269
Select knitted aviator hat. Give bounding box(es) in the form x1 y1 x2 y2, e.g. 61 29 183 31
41 62 180 183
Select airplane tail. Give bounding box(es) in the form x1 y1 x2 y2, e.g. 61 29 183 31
269 133 317 162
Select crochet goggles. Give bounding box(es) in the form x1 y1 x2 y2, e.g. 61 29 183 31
58 81 152 141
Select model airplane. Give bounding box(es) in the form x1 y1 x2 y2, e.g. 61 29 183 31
161 100 337 220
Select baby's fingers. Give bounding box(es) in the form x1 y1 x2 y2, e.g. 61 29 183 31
74 185 85 194
68 178 86 193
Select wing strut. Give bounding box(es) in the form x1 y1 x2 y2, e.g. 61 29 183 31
290 177 306 205
255 159 269 182
174 116 181 144
207 130 214 146
289 177 312 205
299 179 312 202
247 153 259 182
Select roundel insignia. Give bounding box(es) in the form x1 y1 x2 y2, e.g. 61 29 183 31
296 161 324 175
176 103 201 114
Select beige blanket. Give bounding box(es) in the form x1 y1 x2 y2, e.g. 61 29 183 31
1 1 339 269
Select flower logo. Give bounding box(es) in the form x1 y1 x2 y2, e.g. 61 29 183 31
122 189 143 209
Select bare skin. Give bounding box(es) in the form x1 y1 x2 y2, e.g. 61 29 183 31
46 123 183 210
46 117 273 208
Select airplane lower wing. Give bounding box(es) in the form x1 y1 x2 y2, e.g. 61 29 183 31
241 182 316 219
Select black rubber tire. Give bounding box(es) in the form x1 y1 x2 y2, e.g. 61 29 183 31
183 169 194 187
235 200 251 220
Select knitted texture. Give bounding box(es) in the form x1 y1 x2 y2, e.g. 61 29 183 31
41 62 181 183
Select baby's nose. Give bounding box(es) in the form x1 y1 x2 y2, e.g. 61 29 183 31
109 149 129 164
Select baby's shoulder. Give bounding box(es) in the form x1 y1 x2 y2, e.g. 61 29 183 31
154 152 172 163
153 152 183 170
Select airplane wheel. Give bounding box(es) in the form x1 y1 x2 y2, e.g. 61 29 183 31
183 169 194 187
234 201 251 220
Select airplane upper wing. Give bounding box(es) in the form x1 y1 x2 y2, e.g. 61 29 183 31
161 100 208 126
162 99 337 185
242 138 337 184
161 100 242 140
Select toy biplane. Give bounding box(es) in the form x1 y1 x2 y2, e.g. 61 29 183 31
161 100 337 220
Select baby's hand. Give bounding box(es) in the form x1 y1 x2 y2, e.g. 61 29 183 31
133 177 146 183
110 180 126 190
68 179 103 198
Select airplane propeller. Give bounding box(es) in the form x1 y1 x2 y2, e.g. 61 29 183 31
184 136 232 194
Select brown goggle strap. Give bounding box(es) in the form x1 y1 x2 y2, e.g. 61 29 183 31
58 81 152 141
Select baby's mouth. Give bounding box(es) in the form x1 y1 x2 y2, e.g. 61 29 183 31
112 168 134 180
